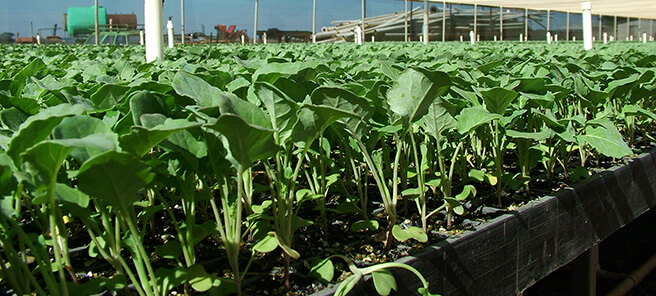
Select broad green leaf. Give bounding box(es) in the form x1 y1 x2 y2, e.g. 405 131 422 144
577 126 632 159
350 220 380 232
6 104 84 166
55 183 89 208
310 86 373 140
172 71 222 107
423 101 457 140
387 68 451 128
66 275 127 296
156 240 183 259
203 114 278 172
216 93 272 129
455 185 477 201
253 232 279 253
291 104 358 149
90 84 131 110
623 105 656 121
481 87 518 115
392 225 428 243
455 106 501 134
251 82 299 144
444 197 465 215
129 90 169 126
0 107 28 131
155 267 187 296
22 142 73 190
75 151 154 210
0 154 17 197
187 264 214 292
253 62 303 83
372 269 397 296
506 128 555 141
119 117 201 157
308 258 334 282
273 232 300 259
52 116 119 162
334 271 363 296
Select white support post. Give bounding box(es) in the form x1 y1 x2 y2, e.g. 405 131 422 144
582 1 593 50
603 32 608 44
313 0 317 43
355 26 362 44
547 32 552 44
524 8 528 40
254 0 259 44
263 32 267 44
423 0 429 44
555 34 558 42
404 0 408 42
469 30 475 44
94 0 99 45
520 33 523 42
145 0 164 62
473 4 477 40
167 17 174 48
180 0 185 44
459 35 463 42
139 30 144 45
644 32 648 43
494 35 497 41
500 6 504 41
442 1 446 42
362 0 366 42
547 9 551 32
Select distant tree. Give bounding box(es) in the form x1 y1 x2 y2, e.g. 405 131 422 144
0 32 14 44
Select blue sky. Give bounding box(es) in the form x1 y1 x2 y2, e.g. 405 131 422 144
0 0 407 38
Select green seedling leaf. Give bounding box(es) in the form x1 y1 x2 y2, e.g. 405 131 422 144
444 197 465 215
120 116 201 157
75 151 154 210
55 182 89 208
6 104 84 166
22 142 73 196
308 257 334 282
506 128 555 141
66 275 127 296
417 286 441 296
455 105 502 134
423 101 457 139
187 264 214 292
90 84 130 110
295 188 322 205
129 90 169 126
387 68 451 128
253 232 278 253
88 236 106 258
291 104 358 149
172 71 223 107
350 220 380 232
52 116 119 162
204 114 278 172
310 86 374 139
468 169 485 182
372 269 397 296
334 271 363 296
623 105 656 121
577 126 632 159
156 240 183 260
252 82 299 144
155 266 187 296
569 166 590 183
455 185 477 201
273 232 301 259
392 225 428 243
481 87 518 115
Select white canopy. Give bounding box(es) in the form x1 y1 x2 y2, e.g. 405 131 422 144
416 0 656 19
